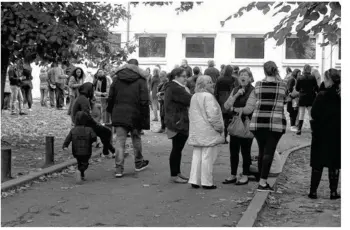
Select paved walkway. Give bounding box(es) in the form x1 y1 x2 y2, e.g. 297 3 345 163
1 130 311 227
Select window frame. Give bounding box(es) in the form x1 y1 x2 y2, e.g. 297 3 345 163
231 34 266 64
136 33 167 63
282 35 319 64
182 34 216 64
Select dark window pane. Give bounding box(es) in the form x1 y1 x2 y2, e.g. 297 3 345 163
139 37 166 57
185 37 214 58
235 38 265 59
339 39 341 60
285 38 316 59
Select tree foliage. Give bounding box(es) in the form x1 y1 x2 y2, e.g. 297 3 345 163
220 2 341 47
1 2 134 65
130 2 202 14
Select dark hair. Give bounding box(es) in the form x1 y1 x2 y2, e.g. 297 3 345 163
239 68 253 79
263 61 279 77
233 65 240 73
193 66 200 75
221 64 226 70
170 67 185 81
286 67 292 74
128 59 139 66
291 69 301 79
62 60 70 67
73 67 85 79
223 65 233 77
303 64 312 75
325 68 341 86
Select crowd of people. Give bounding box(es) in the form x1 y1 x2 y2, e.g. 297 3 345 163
3 56 340 199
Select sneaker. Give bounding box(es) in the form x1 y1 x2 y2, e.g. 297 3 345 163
135 160 149 172
257 183 274 192
75 170 82 183
178 173 189 180
290 126 298 132
202 185 217 190
28 108 32 112
308 192 318 199
115 172 123 178
191 184 200 189
171 176 188 184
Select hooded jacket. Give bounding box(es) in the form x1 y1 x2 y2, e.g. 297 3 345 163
63 111 97 157
107 64 150 130
71 82 97 126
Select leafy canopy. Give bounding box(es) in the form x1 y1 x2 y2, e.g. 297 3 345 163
220 2 341 47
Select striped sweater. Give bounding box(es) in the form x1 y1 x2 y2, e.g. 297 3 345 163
250 80 287 133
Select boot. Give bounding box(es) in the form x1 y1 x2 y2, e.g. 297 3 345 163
296 120 304 135
329 169 341 200
308 167 323 199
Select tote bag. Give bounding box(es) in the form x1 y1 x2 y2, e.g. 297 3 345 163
227 110 254 139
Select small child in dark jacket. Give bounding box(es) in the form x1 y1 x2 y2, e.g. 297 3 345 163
63 111 97 183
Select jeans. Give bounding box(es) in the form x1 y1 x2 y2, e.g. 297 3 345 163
253 130 283 180
55 83 65 108
101 97 111 124
152 98 159 120
10 85 23 113
299 106 312 121
170 133 188 177
21 87 33 109
223 113 231 141
48 86 56 107
40 88 48 106
229 135 253 176
115 127 144 173
287 102 298 126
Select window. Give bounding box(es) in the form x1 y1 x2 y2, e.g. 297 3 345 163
338 38 341 60
235 38 265 59
285 38 316 59
139 37 166 58
185 37 215 58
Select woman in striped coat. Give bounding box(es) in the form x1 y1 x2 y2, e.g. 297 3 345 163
250 61 288 192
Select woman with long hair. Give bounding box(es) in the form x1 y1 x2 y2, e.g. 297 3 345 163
68 67 85 117
250 61 288 191
287 69 301 131
150 68 161 121
308 69 340 200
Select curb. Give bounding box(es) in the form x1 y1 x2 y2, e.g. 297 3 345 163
236 143 311 227
1 151 101 192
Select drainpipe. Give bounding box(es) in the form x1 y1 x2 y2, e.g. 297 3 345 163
330 44 333 69
321 35 325 81
127 2 130 43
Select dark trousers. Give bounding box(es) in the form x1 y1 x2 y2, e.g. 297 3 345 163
48 86 56 107
160 116 165 129
21 87 33 109
253 130 283 180
160 102 165 129
310 167 340 193
3 93 11 110
229 135 253 175
55 83 65 108
75 155 91 177
223 113 231 141
170 133 188 177
287 102 298 126
91 123 115 155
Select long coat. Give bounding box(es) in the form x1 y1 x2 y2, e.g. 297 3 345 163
107 64 150 131
310 86 341 169
296 73 319 106
164 81 192 135
188 92 225 147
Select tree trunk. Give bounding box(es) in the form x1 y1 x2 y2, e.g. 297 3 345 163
1 47 10 111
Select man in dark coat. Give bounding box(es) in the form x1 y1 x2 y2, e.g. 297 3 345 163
107 59 150 177
72 82 115 157
181 59 193 78
204 60 220 84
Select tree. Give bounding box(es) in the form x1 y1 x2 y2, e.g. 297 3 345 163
1 2 135 108
130 2 202 14
220 2 341 47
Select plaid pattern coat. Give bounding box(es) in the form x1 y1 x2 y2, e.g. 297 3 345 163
250 80 287 133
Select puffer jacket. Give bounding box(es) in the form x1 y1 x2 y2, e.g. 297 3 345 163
71 82 96 126
188 92 225 147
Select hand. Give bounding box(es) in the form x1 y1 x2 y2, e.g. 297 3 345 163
236 89 245 97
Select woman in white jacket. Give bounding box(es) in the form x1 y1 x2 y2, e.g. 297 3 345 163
188 75 225 190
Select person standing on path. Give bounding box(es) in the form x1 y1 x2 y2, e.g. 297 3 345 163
295 64 319 135
63 111 97 183
181 59 193 78
222 68 256 185
204 60 220 84
150 68 161 122
94 69 112 125
308 68 340 200
164 67 193 183
155 71 168 133
250 61 288 192
107 59 150 178
21 58 33 111
214 65 238 144
286 69 301 132
3 66 12 110
68 67 85 118
8 61 27 115
39 67 49 107
188 75 225 190
48 61 69 110
47 63 57 108
186 66 200 95
72 82 115 157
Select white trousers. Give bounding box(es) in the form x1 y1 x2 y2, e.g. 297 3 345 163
298 106 312 121
188 146 218 186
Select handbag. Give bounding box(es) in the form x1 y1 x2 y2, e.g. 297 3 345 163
227 110 254 139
